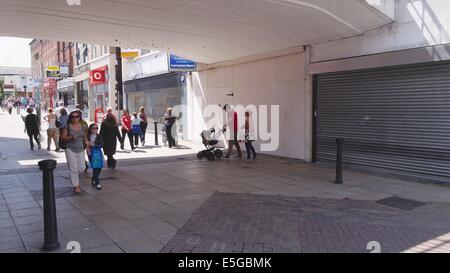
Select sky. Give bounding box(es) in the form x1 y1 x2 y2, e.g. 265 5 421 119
0 37 33 68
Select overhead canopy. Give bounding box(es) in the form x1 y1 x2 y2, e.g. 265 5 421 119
0 0 393 64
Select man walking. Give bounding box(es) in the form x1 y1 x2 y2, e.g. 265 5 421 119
25 107 41 150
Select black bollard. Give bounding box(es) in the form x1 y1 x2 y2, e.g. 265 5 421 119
38 159 60 251
335 138 344 184
154 121 159 146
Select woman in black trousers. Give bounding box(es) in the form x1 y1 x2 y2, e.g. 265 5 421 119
100 113 121 169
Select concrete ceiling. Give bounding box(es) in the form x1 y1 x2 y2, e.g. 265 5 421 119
0 0 393 64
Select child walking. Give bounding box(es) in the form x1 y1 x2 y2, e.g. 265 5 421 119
87 123 104 189
131 112 142 149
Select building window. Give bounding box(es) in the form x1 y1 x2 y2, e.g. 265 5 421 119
83 46 88 63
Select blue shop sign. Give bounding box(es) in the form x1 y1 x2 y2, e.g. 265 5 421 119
169 54 197 71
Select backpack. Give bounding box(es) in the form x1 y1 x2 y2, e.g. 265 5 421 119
55 119 62 129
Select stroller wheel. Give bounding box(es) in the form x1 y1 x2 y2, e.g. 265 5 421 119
206 152 215 161
214 149 223 158
197 152 203 160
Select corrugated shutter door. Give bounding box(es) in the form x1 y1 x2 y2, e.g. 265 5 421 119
315 61 450 183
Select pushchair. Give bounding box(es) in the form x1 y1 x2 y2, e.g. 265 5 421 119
197 128 224 161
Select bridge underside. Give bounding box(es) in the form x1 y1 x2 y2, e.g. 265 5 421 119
0 0 393 63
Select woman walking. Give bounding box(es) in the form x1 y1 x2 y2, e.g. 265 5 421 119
24 107 41 150
60 110 88 193
120 109 135 150
43 108 60 151
138 107 148 147
100 112 122 169
87 124 104 189
244 111 257 160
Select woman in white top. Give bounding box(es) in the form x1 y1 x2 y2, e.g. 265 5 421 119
43 108 60 151
131 112 142 149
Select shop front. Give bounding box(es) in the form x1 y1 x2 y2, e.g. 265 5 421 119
57 77 75 107
124 72 186 135
89 65 109 121
74 63 90 119
43 78 57 110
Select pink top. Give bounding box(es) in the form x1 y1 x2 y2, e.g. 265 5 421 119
121 115 132 130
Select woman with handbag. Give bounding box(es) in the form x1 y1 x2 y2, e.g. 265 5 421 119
131 112 142 149
87 123 104 190
60 110 88 193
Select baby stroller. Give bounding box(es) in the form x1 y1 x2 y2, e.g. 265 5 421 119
197 128 224 161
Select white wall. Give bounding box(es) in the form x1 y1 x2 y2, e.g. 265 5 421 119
311 0 450 63
188 51 309 160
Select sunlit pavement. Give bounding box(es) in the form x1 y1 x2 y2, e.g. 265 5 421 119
0 111 205 172
2 110 450 253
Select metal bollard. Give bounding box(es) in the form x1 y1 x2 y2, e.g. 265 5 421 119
38 159 60 251
335 138 344 184
154 121 159 146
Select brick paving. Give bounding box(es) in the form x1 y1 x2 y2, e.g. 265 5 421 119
161 192 450 253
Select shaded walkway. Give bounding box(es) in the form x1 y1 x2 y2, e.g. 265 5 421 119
2 155 450 253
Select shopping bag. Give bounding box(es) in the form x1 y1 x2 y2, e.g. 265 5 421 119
132 124 142 135
90 146 104 169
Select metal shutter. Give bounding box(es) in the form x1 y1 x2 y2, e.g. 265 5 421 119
315 61 450 183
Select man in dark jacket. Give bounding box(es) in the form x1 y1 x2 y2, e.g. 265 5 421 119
25 107 41 150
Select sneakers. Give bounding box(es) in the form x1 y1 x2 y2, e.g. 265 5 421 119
91 178 102 190
141 140 145 147
38 145 41 150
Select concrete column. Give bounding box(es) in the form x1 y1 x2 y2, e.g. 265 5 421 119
304 45 313 163
108 49 118 117
88 84 95 122
186 72 193 141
